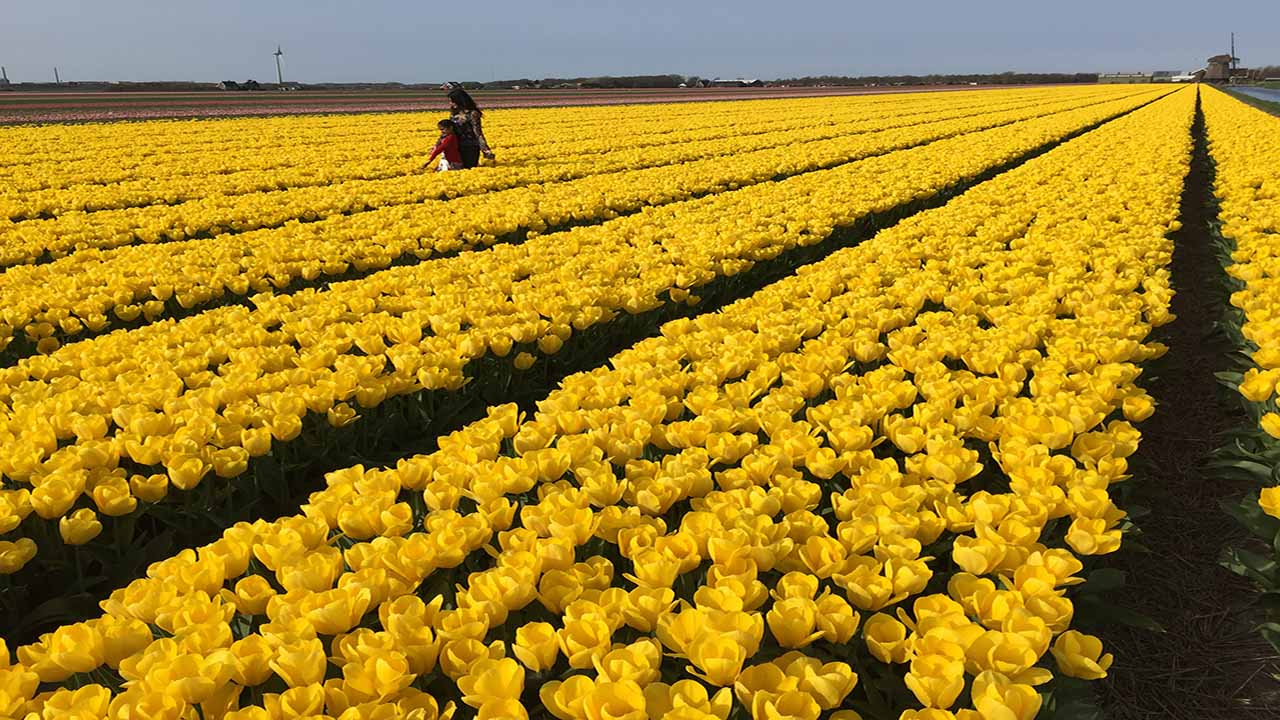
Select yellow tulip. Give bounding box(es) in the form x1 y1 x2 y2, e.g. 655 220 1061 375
540 674 596 720
100 617 153 669
457 657 525 709
1050 630 1114 680
226 635 274 687
512 622 560 672
1260 487 1280 519
268 638 326 687
341 651 413 702
862 612 910 664
971 670 1042 720
106 687 187 720
557 616 613 670
749 690 822 720
584 679 647 720
904 654 965 709
58 507 103 545
766 598 824 649
47 622 106 674
686 634 748 687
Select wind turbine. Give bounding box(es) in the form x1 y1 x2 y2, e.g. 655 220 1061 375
273 45 285 85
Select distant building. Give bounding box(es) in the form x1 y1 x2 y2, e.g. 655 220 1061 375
1206 54 1234 82
709 78 764 87
1098 72 1152 84
218 80 240 90
1151 70 1181 82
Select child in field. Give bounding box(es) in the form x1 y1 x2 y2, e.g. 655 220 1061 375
424 119 463 172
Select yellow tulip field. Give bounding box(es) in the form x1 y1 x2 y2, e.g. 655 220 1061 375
0 83 1275 719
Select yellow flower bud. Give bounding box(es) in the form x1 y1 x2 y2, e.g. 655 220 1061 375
438 638 502 681
48 622 106 674
815 594 860 644
1260 487 1280 520
106 687 187 720
1064 517 1122 555
766 598 823 649
90 478 138 517
797 536 846 578
686 634 748 687
35 684 112 720
266 683 326 718
512 622 560 672
100 617 153 669
1239 368 1280 402
457 657 525 709
211 447 251 478
59 508 103 545
130 473 169 503
863 613 910 664
0 667 37 720
478 697 530 720
166 454 211 492
31 477 80 521
230 635 275 687
584 679 646 720
593 639 662 686
342 651 413 703
0 538 38 574
1262 412 1280 439
241 427 273 457
971 670 1042 720
557 616 613 670
1050 630 1113 680
269 638 326 687
749 690 821 720
326 402 361 428
231 575 276 616
540 675 594 720
904 654 965 709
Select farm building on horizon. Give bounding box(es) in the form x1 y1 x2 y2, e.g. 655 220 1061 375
708 78 764 87
1098 69 1205 84
1097 72 1152 84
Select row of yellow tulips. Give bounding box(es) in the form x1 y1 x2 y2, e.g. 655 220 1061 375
2 89 1085 175
0 88 1169 355
1 90 1075 218
0 86 1196 720
1199 87 1280 647
0 87 1131 264
0 94 726 172
1 94 914 173
0 87 1175 582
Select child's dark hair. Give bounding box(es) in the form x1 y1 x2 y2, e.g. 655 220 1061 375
437 118 458 133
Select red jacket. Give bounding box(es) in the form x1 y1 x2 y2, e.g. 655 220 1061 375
427 133 462 165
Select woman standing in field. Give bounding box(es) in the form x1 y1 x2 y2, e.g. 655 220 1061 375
444 85 495 168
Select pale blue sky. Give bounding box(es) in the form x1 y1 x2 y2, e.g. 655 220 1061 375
2 1 1276 83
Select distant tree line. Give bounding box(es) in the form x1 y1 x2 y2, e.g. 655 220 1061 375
773 72 1099 86
462 74 690 90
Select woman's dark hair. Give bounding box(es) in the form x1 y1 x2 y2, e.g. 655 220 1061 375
448 88 482 115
